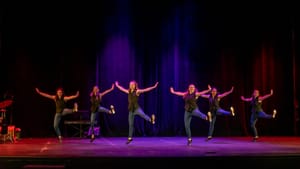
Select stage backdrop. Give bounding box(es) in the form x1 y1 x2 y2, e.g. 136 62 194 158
1 1 299 138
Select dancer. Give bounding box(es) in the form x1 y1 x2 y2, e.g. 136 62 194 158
241 89 277 141
170 84 212 145
200 86 235 141
89 84 115 142
35 87 79 142
115 80 158 144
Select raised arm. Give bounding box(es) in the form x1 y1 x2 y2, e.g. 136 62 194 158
170 87 186 97
64 91 80 101
100 84 115 97
219 86 234 98
240 95 252 102
115 81 129 94
196 85 211 97
260 89 273 100
35 88 55 100
137 82 159 94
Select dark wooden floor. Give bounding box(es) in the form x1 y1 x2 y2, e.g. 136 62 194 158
1 136 300 169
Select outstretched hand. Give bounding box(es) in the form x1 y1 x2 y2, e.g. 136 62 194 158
270 89 273 95
35 88 40 93
208 85 211 90
170 87 174 93
230 86 234 92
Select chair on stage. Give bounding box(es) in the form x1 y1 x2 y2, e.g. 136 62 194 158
0 123 15 143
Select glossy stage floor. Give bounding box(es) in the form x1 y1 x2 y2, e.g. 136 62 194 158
0 136 300 169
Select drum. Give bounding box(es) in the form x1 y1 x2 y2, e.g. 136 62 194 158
0 100 13 109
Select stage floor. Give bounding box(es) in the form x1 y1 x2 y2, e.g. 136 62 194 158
1 136 300 169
